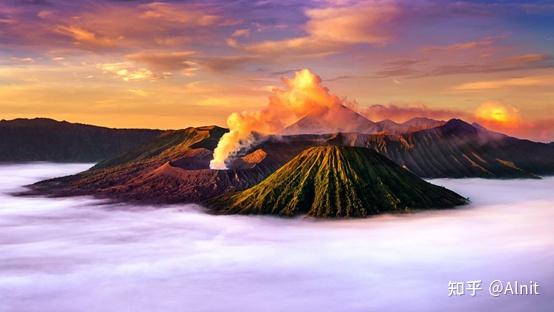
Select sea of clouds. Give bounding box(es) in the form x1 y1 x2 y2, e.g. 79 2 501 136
0 163 552 312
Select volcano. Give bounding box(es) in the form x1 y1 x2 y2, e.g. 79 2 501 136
28 119 554 204
282 104 379 134
207 146 467 217
282 105 445 135
376 117 445 134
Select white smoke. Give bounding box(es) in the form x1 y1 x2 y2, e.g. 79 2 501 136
210 68 344 169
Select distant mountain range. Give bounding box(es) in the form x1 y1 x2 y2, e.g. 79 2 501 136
267 119 554 179
282 105 444 134
282 105 379 134
28 117 554 205
0 118 162 162
235 117 554 179
376 117 445 134
1 109 445 163
207 146 466 217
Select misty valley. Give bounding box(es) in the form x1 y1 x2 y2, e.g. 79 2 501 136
1 163 553 312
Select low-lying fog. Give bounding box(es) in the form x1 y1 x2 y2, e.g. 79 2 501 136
0 164 552 312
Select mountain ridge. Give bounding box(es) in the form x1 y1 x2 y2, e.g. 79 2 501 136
26 118 554 204
0 118 164 162
282 105 445 135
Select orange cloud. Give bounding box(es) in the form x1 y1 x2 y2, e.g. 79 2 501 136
376 53 553 78
126 51 198 75
233 1 399 56
97 63 156 82
505 53 549 64
420 37 496 53
474 101 554 141
239 37 341 57
128 89 148 97
117 49 258 77
138 2 227 26
198 55 261 72
231 29 250 38
305 2 397 44
454 77 552 90
515 119 554 142
475 101 521 129
55 25 116 49
6 2 232 53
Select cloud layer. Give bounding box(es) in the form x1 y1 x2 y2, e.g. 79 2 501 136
1 163 554 311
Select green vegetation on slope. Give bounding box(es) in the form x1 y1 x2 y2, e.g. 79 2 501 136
208 146 467 218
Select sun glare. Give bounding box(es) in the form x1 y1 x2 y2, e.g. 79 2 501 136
475 102 520 128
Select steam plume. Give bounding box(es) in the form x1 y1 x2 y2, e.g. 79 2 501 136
210 69 342 169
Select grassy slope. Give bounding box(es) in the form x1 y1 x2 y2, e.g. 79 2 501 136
209 146 467 218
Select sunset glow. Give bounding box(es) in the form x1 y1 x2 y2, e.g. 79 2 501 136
475 102 521 128
0 0 553 141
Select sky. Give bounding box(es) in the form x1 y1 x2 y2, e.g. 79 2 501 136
0 0 553 140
